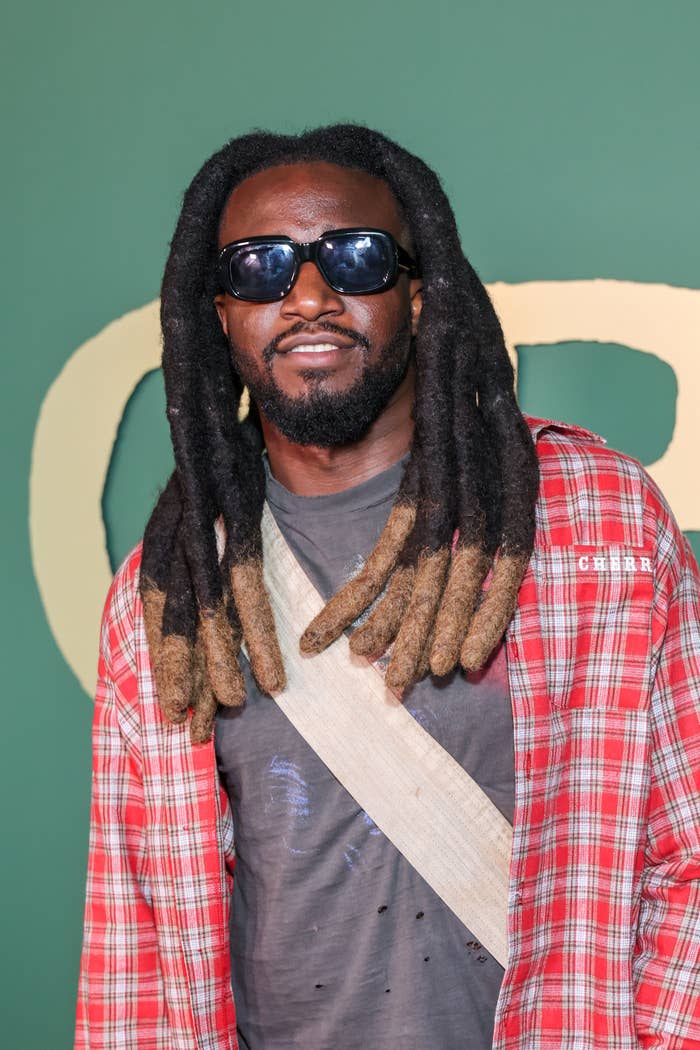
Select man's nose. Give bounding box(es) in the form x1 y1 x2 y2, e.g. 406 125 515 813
280 260 344 320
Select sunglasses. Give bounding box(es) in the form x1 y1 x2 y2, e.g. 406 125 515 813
217 227 420 303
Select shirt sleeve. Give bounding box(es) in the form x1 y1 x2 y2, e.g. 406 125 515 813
74 557 167 1048
632 510 700 1048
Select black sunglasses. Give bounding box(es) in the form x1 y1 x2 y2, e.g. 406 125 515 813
217 227 420 303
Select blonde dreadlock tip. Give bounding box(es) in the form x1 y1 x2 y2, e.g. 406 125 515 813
428 648 459 678
299 595 366 653
384 661 413 694
458 552 529 673
383 548 451 691
252 656 287 695
190 723 214 746
152 633 195 724
348 564 416 658
297 503 418 654
186 631 228 743
189 691 219 745
415 632 436 681
298 627 329 656
142 585 166 661
218 679 247 708
459 639 494 674
210 651 247 708
348 626 381 658
427 545 491 677
200 605 246 708
229 559 286 692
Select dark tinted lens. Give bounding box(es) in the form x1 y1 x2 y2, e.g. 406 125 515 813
227 242 295 300
318 232 395 292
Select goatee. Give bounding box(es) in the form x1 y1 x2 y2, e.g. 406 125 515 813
229 316 413 448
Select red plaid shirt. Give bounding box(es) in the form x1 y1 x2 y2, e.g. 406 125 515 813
75 417 700 1049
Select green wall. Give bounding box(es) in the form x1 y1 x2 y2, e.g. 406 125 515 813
3 2 698 1045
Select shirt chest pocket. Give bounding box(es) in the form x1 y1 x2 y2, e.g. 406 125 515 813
532 545 655 711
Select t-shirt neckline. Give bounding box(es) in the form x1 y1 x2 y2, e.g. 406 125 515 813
263 451 408 520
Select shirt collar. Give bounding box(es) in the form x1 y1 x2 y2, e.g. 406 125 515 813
522 413 607 445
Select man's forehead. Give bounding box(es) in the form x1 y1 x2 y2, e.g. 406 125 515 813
217 161 411 247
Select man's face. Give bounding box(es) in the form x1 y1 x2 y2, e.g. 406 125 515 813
214 161 423 447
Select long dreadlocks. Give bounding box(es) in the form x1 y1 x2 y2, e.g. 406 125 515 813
139 123 540 743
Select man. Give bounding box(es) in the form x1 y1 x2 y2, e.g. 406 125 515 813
75 124 700 1049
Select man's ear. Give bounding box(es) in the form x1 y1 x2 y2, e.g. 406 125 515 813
213 294 229 336
409 279 423 337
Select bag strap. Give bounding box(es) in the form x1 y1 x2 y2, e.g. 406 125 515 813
238 503 513 967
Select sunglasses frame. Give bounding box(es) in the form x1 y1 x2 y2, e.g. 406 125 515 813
217 226 420 302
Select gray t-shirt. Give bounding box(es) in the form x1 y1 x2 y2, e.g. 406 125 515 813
214 456 514 1050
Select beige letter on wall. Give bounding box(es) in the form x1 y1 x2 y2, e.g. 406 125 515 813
490 279 700 529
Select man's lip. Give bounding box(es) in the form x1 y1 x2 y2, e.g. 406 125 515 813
276 332 356 353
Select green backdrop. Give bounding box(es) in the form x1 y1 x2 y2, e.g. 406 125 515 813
3 2 698 1045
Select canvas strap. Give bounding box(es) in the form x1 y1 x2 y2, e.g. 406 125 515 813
232 503 514 967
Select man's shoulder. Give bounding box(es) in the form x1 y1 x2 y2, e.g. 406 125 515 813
99 541 144 680
523 414 680 558
105 541 144 619
524 412 608 450
525 412 651 488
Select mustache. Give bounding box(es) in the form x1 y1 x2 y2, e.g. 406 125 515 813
261 321 371 365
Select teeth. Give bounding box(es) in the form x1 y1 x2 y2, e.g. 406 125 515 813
288 342 344 354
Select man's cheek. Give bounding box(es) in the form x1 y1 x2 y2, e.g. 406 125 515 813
226 305 261 343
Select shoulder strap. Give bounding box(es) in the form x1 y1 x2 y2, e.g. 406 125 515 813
242 503 513 968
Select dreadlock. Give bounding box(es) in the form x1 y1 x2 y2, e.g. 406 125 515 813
139 122 540 743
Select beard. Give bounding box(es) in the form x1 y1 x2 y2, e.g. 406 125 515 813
228 316 414 448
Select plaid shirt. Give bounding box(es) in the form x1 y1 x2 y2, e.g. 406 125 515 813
75 416 700 1049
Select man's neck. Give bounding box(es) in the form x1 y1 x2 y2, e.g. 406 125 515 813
260 369 415 496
